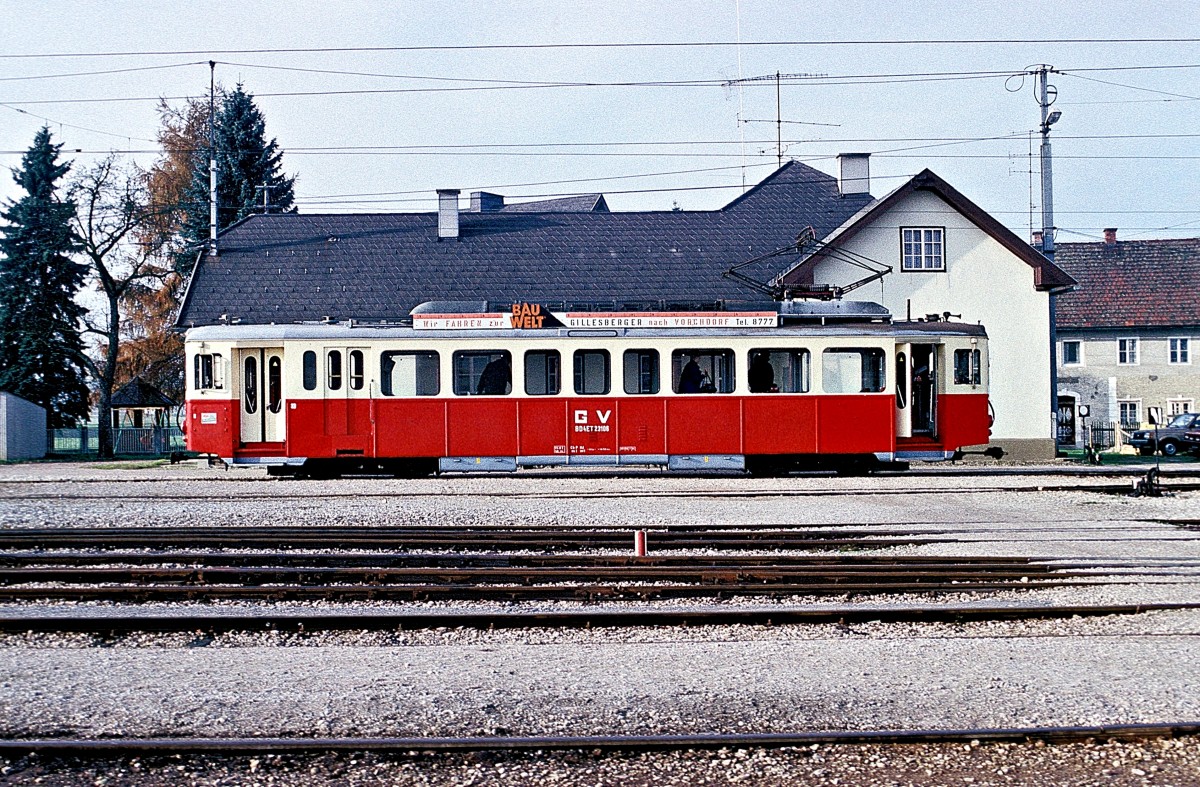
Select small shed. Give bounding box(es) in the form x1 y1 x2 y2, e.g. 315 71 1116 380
0 391 47 460
111 377 176 428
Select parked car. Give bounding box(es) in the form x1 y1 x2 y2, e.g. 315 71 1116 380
1182 429 1200 457
1129 412 1200 456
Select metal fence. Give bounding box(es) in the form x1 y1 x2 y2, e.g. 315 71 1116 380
1085 421 1123 451
47 427 185 456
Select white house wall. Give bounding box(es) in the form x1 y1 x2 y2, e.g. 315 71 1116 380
810 190 1052 451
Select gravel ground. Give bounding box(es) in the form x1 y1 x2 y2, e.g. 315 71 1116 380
2 461 1199 785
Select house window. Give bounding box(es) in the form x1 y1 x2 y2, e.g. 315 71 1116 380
1168 399 1193 416
1118 400 1141 428
1169 338 1190 365
1118 338 1138 365
1061 341 1081 366
901 228 945 271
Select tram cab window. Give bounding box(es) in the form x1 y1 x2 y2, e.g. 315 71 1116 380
749 349 809 393
302 351 318 391
454 351 512 395
193 353 224 390
672 349 734 394
574 350 610 395
623 349 659 394
822 348 886 393
348 350 365 390
525 350 561 396
953 349 982 386
381 351 440 396
327 350 343 391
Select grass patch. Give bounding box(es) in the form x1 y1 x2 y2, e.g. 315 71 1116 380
92 459 170 470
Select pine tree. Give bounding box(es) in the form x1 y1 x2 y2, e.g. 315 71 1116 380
177 84 295 276
0 127 90 428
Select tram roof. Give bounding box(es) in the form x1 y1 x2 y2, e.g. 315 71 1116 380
178 161 874 328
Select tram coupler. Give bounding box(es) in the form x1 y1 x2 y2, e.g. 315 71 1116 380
950 446 1006 461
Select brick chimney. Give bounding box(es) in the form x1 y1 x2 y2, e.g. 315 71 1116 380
1103 227 1118 246
437 189 460 240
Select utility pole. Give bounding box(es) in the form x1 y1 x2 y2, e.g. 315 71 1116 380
1035 64 1064 453
1036 65 1061 259
209 60 218 256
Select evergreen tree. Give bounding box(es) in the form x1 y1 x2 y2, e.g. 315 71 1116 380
177 84 295 276
0 127 90 428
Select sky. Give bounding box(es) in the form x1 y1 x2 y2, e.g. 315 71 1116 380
0 0 1197 243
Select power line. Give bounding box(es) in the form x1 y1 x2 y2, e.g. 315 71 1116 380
4 38 1200 59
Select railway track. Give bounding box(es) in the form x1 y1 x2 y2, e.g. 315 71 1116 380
5 601 1200 635
2 722 1198 757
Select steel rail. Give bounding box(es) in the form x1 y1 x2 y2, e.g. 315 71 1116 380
0 551 1048 568
0 578 1088 603
3 601 1199 634
0 564 1070 586
2 722 1199 757
5 481 1200 501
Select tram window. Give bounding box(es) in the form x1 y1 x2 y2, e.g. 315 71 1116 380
574 350 610 395
623 349 659 394
243 356 258 414
267 356 282 413
822 348 886 393
525 350 561 396
327 350 343 391
302 351 317 391
454 351 512 395
672 349 734 394
749 349 809 393
953 349 982 386
896 353 908 408
193 353 223 390
380 351 440 396
348 350 365 390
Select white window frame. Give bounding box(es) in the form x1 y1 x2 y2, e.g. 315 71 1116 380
1118 338 1139 366
1118 399 1141 428
1168 399 1194 416
900 227 945 272
1061 340 1082 366
1169 337 1191 365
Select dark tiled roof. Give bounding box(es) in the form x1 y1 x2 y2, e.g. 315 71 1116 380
1054 238 1200 329
178 162 874 326
111 376 175 408
500 194 609 212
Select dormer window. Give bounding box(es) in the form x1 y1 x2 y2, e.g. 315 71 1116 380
901 228 945 271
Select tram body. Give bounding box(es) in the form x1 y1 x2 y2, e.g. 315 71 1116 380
183 301 992 474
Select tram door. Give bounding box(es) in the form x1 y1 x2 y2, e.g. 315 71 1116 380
910 344 937 436
239 348 285 444
895 345 911 438
323 347 370 436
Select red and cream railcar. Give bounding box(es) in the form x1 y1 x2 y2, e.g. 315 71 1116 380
184 301 992 475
